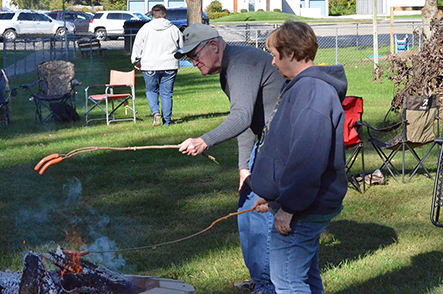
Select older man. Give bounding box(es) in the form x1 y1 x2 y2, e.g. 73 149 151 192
174 23 285 294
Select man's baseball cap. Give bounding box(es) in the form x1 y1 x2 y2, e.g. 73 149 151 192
174 23 219 59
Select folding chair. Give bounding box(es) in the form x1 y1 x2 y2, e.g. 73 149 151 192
22 60 80 124
431 138 443 227
85 70 136 125
365 95 440 183
342 96 365 192
0 69 17 126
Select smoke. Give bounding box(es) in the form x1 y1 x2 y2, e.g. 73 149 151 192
84 236 126 271
15 176 128 271
63 177 82 205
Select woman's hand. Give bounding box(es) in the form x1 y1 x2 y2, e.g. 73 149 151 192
253 197 269 213
274 208 293 235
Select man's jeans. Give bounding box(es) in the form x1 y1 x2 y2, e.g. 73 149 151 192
142 70 177 125
270 221 329 294
238 143 276 294
238 187 275 293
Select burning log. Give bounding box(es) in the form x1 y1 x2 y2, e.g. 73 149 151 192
0 249 195 294
18 251 61 294
60 272 140 294
40 250 142 294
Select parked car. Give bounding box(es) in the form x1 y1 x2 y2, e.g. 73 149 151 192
145 7 210 32
0 10 75 40
89 11 149 40
46 10 92 33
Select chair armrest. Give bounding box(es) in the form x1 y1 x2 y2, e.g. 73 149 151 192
21 80 39 92
6 87 18 97
72 79 82 87
85 84 108 91
107 84 132 88
358 120 402 132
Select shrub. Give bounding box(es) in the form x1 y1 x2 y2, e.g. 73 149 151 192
240 8 247 13
257 8 264 11
205 0 223 13
329 0 356 16
81 7 92 12
273 8 281 12
207 11 230 19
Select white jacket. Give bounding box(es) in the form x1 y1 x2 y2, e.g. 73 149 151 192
131 18 183 71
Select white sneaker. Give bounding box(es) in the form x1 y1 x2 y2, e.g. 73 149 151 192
152 113 162 126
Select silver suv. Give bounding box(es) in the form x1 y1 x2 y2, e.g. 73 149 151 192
89 11 149 40
0 10 75 40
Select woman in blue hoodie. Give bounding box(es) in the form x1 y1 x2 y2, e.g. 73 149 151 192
251 20 348 294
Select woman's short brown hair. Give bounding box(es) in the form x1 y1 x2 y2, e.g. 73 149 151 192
266 20 318 62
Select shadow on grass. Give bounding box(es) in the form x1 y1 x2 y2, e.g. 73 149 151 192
320 220 398 269
173 111 230 124
332 251 443 294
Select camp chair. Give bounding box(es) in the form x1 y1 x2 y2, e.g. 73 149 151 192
342 96 365 192
22 60 80 124
0 69 17 126
431 138 443 227
364 95 440 183
85 70 136 125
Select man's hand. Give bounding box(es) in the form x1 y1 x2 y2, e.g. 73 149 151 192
239 169 251 192
179 138 208 156
253 197 269 213
274 208 293 235
134 64 141 71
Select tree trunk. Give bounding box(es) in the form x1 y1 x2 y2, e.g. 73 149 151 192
422 0 440 41
186 0 203 26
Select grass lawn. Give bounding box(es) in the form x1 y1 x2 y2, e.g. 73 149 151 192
210 11 303 23
210 11 423 24
0 50 443 294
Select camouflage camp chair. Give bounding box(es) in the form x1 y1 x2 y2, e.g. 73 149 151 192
22 60 81 124
363 95 440 183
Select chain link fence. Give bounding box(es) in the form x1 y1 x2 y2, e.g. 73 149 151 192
2 21 426 79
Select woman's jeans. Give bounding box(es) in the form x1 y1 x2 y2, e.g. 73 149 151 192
270 220 329 294
142 70 177 125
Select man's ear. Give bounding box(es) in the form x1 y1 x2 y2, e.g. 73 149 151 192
208 40 218 52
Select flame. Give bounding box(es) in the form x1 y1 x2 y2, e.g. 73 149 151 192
63 230 84 274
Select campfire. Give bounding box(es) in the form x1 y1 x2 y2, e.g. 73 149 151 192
0 247 195 294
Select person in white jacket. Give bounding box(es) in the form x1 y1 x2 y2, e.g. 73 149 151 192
131 4 183 126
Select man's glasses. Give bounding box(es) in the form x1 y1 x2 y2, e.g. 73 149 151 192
186 42 209 62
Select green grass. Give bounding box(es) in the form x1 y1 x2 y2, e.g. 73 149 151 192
1 51 443 294
210 11 423 24
211 11 305 22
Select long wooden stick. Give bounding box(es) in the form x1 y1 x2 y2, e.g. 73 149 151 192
35 144 218 175
63 208 255 256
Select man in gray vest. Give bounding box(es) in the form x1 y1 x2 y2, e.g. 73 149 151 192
175 23 285 294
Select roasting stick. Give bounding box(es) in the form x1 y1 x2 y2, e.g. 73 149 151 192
62 208 255 257
34 144 219 175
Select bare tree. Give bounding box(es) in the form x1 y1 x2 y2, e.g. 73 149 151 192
186 0 203 26
373 16 443 110
422 0 440 41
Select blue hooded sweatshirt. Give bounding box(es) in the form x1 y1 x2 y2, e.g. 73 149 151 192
250 65 348 218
